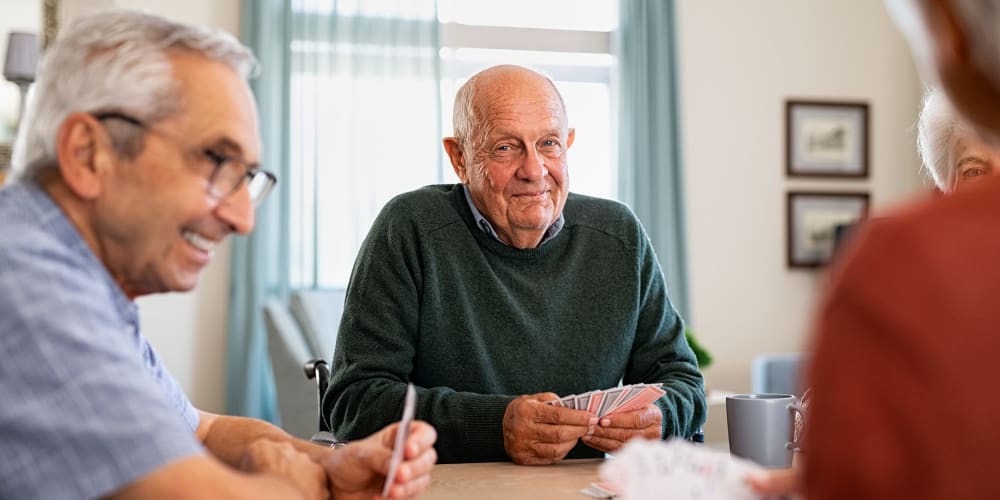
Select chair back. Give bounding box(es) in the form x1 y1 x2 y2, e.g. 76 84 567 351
263 299 321 438
751 353 804 396
290 288 346 362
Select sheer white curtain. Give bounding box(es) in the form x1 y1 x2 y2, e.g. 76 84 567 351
229 0 441 419
288 0 442 289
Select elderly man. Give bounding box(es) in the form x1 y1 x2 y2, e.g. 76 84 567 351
326 65 706 464
750 0 1000 498
0 11 435 499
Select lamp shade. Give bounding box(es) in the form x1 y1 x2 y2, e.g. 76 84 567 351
4 32 40 85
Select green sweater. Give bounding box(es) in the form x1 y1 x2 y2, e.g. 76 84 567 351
324 184 706 463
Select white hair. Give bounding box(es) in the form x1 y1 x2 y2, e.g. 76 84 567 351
917 87 973 191
12 10 256 182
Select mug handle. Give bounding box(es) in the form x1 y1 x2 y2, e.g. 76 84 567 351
786 402 807 452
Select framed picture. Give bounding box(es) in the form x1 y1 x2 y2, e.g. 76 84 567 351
786 100 869 178
787 191 870 268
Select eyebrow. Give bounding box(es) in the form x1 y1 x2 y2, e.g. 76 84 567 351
207 137 261 169
956 154 989 166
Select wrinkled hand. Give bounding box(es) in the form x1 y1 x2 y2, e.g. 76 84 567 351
745 467 800 498
503 393 597 465
240 438 329 500
580 404 661 453
324 420 437 500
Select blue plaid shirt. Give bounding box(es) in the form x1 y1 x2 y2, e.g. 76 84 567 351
0 181 204 499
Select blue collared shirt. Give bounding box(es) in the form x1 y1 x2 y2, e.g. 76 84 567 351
461 184 564 247
0 181 203 499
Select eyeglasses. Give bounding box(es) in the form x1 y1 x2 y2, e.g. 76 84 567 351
93 112 277 207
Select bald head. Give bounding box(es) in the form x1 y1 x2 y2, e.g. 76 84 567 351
452 65 568 154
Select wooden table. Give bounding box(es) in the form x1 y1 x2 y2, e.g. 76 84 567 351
424 459 604 500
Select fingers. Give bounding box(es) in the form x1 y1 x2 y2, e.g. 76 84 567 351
503 395 596 464
745 468 799 495
510 395 594 427
404 421 438 459
597 404 661 430
581 404 662 452
386 471 432 499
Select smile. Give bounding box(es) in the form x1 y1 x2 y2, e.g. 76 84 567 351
183 230 217 254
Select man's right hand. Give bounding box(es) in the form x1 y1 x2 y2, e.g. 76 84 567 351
502 393 598 465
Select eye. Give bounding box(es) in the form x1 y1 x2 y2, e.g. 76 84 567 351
202 149 228 169
962 166 988 178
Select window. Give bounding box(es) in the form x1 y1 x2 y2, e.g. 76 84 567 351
288 0 618 289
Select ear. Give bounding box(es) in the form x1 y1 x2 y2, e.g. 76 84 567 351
566 128 576 150
55 113 115 200
443 137 469 183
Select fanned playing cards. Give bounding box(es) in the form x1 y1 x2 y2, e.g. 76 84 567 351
546 383 665 417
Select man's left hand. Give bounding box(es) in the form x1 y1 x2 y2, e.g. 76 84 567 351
579 404 661 452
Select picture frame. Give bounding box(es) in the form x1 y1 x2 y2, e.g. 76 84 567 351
786 99 869 178
787 191 870 268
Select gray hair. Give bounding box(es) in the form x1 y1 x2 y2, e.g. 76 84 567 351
917 87 966 191
451 65 567 156
12 10 256 182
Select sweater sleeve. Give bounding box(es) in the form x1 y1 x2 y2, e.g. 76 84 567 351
323 195 515 463
622 221 707 439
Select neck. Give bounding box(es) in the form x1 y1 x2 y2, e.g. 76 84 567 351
495 227 546 249
38 172 141 299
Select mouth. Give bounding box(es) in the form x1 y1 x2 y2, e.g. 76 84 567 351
514 189 550 199
183 230 218 255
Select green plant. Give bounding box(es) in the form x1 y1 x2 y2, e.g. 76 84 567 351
685 328 713 369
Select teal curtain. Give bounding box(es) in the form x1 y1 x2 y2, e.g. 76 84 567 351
616 0 689 319
229 0 440 420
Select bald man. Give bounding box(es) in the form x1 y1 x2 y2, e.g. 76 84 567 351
325 65 706 464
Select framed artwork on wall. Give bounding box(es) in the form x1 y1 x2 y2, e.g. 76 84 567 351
787 191 870 268
786 99 869 178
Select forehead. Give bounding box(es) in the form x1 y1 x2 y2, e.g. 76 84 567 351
954 130 996 158
476 74 567 138
165 51 261 159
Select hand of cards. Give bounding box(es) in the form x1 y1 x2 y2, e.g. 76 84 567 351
546 383 665 417
594 439 765 500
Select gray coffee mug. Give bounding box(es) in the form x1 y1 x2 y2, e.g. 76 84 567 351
726 393 806 468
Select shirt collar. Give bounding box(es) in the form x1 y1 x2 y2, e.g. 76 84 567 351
461 183 564 247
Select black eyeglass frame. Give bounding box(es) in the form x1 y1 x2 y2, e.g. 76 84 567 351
93 111 276 206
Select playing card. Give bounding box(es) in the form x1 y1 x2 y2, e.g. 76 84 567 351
608 386 665 415
587 391 606 414
382 383 416 498
597 387 627 417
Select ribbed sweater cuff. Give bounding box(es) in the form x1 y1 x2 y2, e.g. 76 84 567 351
460 395 516 461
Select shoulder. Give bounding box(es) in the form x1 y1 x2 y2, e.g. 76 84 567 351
563 193 645 248
373 184 465 235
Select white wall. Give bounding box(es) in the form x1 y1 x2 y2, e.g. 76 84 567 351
0 1 41 142
676 0 924 439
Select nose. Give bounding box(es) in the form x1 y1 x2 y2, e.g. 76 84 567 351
517 146 548 181
215 184 256 235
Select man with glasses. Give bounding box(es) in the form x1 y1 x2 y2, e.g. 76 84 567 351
0 11 435 500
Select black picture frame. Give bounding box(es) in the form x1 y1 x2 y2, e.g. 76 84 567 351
787 191 870 268
786 100 869 178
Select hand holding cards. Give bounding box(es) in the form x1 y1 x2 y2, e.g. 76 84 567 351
382 383 416 498
547 383 665 417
